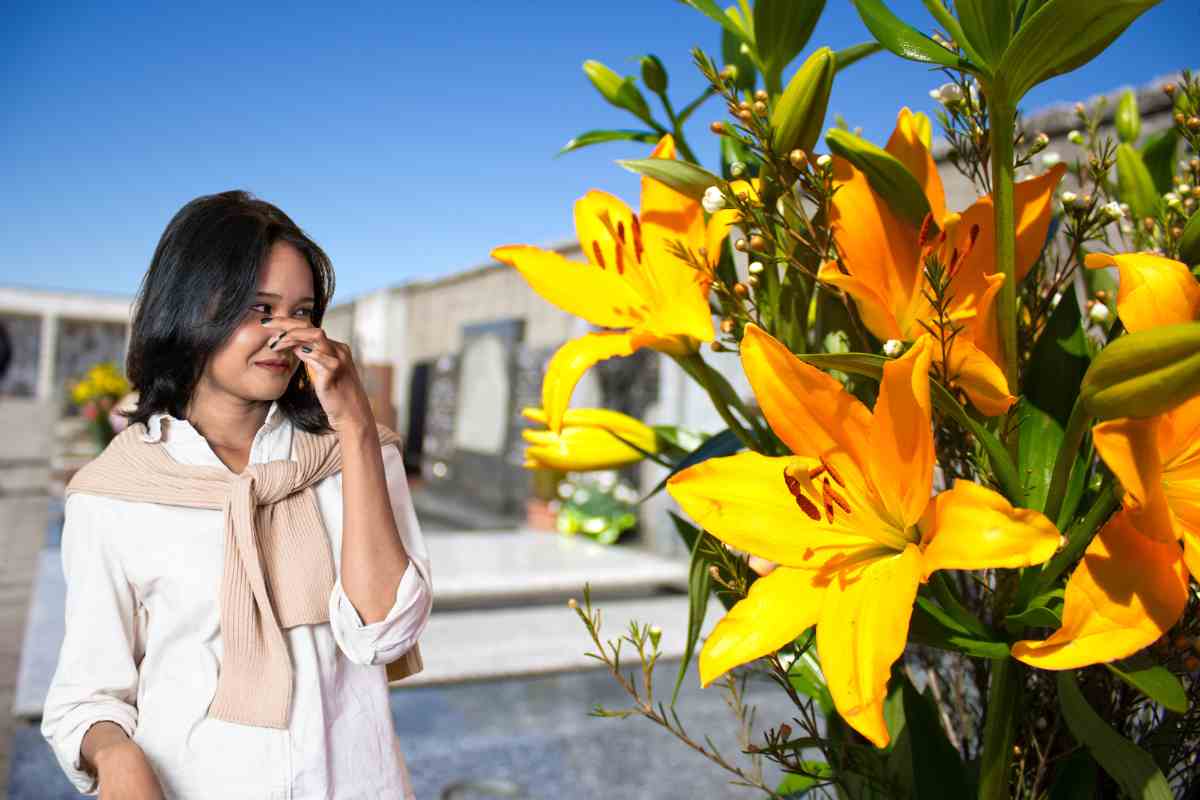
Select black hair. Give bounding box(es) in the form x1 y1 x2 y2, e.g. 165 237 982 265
121 190 336 435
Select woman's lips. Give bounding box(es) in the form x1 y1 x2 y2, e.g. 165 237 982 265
254 360 290 372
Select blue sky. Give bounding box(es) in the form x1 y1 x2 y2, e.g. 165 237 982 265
2 1 1197 303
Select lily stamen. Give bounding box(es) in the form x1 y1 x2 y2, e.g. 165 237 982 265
823 477 851 515
783 468 822 521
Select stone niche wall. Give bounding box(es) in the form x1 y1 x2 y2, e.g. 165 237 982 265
54 319 128 414
0 314 41 398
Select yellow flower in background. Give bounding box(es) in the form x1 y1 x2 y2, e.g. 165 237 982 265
1013 256 1200 669
667 324 1059 747
818 107 1066 416
521 407 658 471
1084 252 1200 332
492 134 738 433
69 361 131 406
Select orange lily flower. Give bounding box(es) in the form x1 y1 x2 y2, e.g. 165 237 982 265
520 407 658 471
1014 253 1200 668
667 324 1060 747
818 107 1066 416
491 135 737 433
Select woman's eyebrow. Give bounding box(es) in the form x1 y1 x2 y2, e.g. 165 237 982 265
256 291 315 303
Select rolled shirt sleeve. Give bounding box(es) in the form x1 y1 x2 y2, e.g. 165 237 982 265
41 493 143 796
329 441 433 667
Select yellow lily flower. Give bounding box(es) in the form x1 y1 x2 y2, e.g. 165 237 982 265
1013 256 1200 668
521 407 658 472
491 135 738 433
818 107 1066 416
1084 252 1200 333
667 324 1060 747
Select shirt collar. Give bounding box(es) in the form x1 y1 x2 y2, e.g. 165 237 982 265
141 399 287 444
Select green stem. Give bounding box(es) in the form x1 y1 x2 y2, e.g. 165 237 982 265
1035 482 1119 595
988 94 1020 467
978 658 1021 800
675 354 759 451
1043 397 1091 526
657 90 700 165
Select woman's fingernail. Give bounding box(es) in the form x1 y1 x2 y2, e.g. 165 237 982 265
301 346 312 353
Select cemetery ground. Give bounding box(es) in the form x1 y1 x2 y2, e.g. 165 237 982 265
0 397 788 799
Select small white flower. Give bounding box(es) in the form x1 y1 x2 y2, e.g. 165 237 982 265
1101 201 1123 221
1067 130 1085 145
702 185 726 214
748 261 764 274
1089 303 1110 323
1051 292 1063 308
1060 191 1078 205
730 161 746 178
816 154 832 168
883 339 904 357
1165 192 1183 211
1178 183 1192 194
1041 151 1062 167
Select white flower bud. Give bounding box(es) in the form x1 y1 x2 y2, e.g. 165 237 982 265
702 186 726 214
1067 130 1085 145
1051 292 1063 308
1101 201 1123 221
1178 183 1192 194
748 261 764 274
1165 192 1183 211
1041 151 1062 167
730 161 746 178
1060 191 1078 205
883 339 904 357
816 154 832 168
1089 303 1110 323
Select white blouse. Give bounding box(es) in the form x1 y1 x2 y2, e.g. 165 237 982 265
40 400 433 799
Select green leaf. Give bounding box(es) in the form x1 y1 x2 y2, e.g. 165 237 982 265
1139 127 1180 194
776 763 832 796
771 47 835 157
1026 290 1090 428
721 19 757 92
558 129 661 156
825 128 931 228
641 428 743 502
1004 588 1063 628
616 157 722 201
677 0 754 46
583 60 655 125
1115 88 1142 143
890 674 973 798
671 528 713 706
997 0 1160 102
753 0 825 84
794 352 1023 502
850 0 971 69
1015 399 1064 511
910 598 1012 658
1047 748 1099 800
1116 142 1161 221
955 0 1014 66
1105 652 1189 713
787 648 833 714
668 509 702 553
1178 210 1200 266
833 41 883 71
1055 671 1173 800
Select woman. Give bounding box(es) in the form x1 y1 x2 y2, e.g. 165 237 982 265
41 190 433 799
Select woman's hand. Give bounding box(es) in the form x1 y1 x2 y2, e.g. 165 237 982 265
94 740 165 800
263 319 376 435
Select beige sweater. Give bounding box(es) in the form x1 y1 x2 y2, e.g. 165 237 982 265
64 417 422 729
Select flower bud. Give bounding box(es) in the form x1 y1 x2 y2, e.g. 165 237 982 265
568 598 578 610
748 261 764 275
709 340 724 352
734 238 748 252
816 154 832 168
702 186 726 214
1030 132 1050 154
788 149 807 168
730 161 746 178
710 121 726 135
720 318 735 333
753 100 768 116
747 275 760 288
733 282 749 298
1101 201 1123 221
1088 303 1110 323
648 625 662 649
1163 83 1177 97
1067 130 1085 146
770 47 835 158
640 55 668 94
882 339 903 357
1041 151 1062 167
748 234 767 252
1060 191 1078 205
1190 116 1200 132
1081 321 1200 420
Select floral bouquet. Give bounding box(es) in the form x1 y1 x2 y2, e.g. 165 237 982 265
68 361 131 451
494 1 1199 796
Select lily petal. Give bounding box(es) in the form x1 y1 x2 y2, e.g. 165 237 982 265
521 426 647 471
542 332 639 433
942 335 1015 417
666 451 887 568
1093 417 1176 542
918 479 1060 578
884 107 946 223
817 544 922 748
817 261 906 341
491 245 647 329
1084 252 1200 333
698 567 824 686
868 336 934 529
739 324 874 489
1012 511 1188 669
573 189 659 305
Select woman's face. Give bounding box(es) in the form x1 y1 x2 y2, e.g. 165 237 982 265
199 241 317 404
